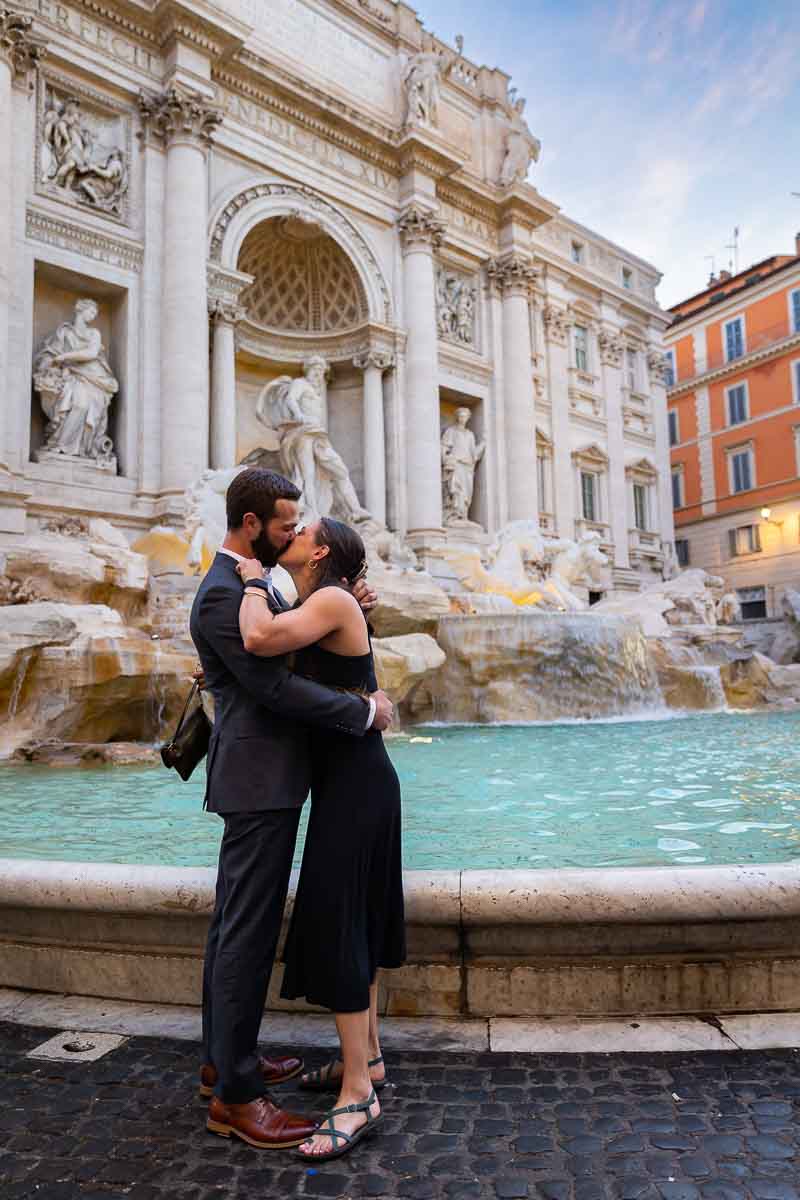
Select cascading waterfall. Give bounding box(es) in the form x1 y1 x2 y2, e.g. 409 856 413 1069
7 651 33 720
431 612 666 723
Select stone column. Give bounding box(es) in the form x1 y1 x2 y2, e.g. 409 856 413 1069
209 300 244 470
398 206 445 540
354 349 394 525
139 87 222 497
489 255 539 524
647 347 676 553
0 9 43 472
542 302 573 537
598 326 630 569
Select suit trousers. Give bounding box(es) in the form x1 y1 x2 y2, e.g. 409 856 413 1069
202 808 302 1103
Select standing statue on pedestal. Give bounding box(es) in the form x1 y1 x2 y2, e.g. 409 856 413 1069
499 97 541 188
402 51 442 127
33 298 118 470
441 407 484 524
257 356 369 521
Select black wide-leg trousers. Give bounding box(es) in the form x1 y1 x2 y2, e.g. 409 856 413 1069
201 808 302 1104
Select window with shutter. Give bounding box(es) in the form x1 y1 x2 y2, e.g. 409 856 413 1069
724 317 744 362
731 449 752 493
664 351 676 387
727 384 747 425
676 539 689 566
633 484 648 530
581 471 597 522
668 410 679 445
574 325 588 371
792 289 800 334
671 470 682 509
794 360 800 403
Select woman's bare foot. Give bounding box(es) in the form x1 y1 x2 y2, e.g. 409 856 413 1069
297 1089 381 1158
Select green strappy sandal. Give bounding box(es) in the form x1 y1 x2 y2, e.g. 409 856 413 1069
298 1055 388 1092
294 1089 383 1163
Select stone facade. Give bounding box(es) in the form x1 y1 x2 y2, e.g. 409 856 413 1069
0 0 673 590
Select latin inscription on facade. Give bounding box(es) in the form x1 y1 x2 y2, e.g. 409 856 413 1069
244 0 393 112
16 0 157 75
222 91 396 194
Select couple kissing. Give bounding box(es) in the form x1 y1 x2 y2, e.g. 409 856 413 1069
190 467 406 1163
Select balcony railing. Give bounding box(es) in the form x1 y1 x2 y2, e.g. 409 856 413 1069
670 318 800 389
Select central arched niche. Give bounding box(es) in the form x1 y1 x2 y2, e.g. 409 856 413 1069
233 216 369 500
237 215 369 333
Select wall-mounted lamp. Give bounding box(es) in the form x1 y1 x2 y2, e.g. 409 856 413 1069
760 507 784 527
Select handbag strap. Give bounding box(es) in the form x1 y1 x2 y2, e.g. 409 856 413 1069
170 679 200 744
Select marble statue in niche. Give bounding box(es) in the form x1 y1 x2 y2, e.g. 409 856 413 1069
41 92 128 216
441 407 485 524
436 268 477 347
499 97 541 188
33 298 119 471
402 50 442 127
257 356 369 522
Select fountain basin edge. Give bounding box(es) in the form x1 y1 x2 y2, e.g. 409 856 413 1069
1 859 799 1018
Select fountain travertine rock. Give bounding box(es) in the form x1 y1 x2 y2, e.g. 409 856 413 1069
372 634 446 710
1 519 149 620
0 601 194 760
593 568 723 636
431 612 662 723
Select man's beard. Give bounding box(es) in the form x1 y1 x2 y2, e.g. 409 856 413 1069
250 531 281 568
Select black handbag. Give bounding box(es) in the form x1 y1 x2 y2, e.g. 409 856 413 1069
160 680 211 781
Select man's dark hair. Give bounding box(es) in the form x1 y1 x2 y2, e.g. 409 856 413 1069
226 468 301 530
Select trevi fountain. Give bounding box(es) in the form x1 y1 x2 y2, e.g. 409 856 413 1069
1 0 799 1020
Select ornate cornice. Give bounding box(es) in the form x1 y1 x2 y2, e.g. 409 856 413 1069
486 253 537 299
25 205 143 272
397 205 445 251
138 85 223 149
353 349 395 372
0 6 46 82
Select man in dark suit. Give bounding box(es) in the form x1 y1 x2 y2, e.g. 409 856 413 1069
190 467 393 1150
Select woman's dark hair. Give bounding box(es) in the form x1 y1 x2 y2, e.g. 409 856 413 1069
313 518 368 591
226 468 300 529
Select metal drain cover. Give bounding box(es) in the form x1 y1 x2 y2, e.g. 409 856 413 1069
27 1030 127 1062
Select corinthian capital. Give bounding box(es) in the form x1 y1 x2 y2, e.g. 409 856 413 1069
486 254 537 298
353 349 396 373
398 205 445 251
646 347 669 384
541 304 569 346
0 6 46 81
597 327 624 367
209 297 246 326
139 85 223 149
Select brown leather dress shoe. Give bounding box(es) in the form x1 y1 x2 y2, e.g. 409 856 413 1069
199 1054 304 1098
207 1094 316 1149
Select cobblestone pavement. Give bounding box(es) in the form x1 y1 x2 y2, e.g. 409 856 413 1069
1 1020 799 1200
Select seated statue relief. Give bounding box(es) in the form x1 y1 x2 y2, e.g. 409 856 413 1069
33 298 118 468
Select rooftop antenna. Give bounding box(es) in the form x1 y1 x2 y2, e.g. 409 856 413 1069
725 226 740 274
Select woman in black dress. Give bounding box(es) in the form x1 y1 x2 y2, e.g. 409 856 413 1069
236 518 405 1162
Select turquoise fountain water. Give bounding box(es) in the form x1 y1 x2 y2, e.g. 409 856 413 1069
0 710 797 870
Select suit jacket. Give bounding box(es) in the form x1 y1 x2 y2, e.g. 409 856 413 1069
189 552 369 814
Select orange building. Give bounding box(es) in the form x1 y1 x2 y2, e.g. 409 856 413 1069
666 240 800 619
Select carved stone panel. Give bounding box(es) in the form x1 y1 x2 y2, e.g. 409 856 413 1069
436 265 478 349
37 75 131 223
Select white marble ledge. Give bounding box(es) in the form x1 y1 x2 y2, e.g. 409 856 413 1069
3 988 800 1054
